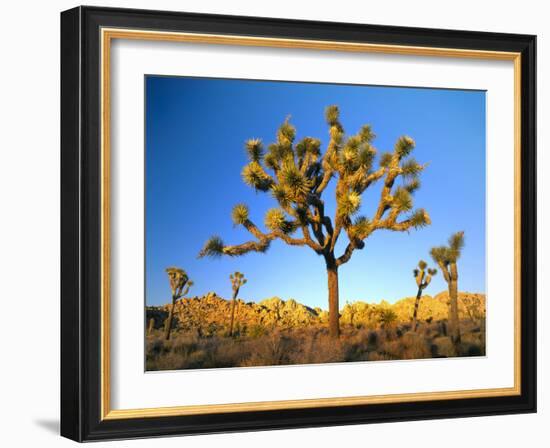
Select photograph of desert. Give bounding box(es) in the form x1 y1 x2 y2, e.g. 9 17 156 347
145 76 486 371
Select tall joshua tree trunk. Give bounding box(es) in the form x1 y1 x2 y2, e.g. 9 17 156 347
164 293 177 341
229 272 247 337
326 261 340 339
448 262 460 344
412 287 423 331
431 231 464 347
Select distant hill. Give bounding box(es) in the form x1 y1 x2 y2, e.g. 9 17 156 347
146 291 485 336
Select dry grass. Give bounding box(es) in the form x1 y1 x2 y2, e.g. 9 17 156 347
146 319 485 371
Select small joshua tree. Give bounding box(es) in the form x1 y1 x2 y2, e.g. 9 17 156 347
164 267 193 340
229 271 247 336
412 260 437 331
430 231 464 345
147 317 155 336
462 295 483 325
200 106 430 338
378 308 398 329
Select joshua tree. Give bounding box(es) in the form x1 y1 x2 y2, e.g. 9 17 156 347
412 260 437 331
200 106 430 338
147 317 155 336
229 271 247 336
462 295 483 325
430 231 464 345
164 267 193 340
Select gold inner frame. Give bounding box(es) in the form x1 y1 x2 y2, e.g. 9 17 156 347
100 28 522 420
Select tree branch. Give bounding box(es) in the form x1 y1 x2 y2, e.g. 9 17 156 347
307 194 333 243
336 239 365 266
376 210 430 232
220 239 273 256
316 169 333 194
240 219 270 240
436 261 451 283
271 231 306 246
176 284 192 300
299 225 324 253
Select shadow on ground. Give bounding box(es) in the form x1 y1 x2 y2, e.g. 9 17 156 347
34 419 59 435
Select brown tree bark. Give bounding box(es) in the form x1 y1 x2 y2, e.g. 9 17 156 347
448 263 461 345
412 287 422 331
229 288 239 336
327 265 340 339
164 295 176 341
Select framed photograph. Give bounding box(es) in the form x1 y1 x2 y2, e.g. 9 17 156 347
60 6 536 441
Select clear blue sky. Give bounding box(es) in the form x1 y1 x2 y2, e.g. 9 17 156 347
145 76 486 308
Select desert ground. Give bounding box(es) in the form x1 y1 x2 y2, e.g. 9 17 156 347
145 291 485 371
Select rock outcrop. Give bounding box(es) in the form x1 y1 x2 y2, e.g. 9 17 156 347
147 291 486 336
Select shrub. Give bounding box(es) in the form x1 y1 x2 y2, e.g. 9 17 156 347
145 318 484 370
431 336 456 357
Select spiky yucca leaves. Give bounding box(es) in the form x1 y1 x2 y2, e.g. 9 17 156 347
378 308 398 328
165 267 190 298
404 178 421 194
379 152 393 168
280 161 312 198
199 236 225 257
392 188 413 212
395 136 415 158
413 260 436 290
230 271 247 292
271 184 292 208
325 105 340 126
348 216 370 239
337 191 361 217
232 203 249 226
409 209 431 229
245 139 264 162
430 231 465 269
430 231 465 344
241 161 273 192
228 271 248 336
265 208 296 234
449 231 465 258
296 137 321 160
200 106 432 338
401 157 423 178
164 267 193 340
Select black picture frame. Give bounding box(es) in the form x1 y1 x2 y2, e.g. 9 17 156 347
61 5 536 442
